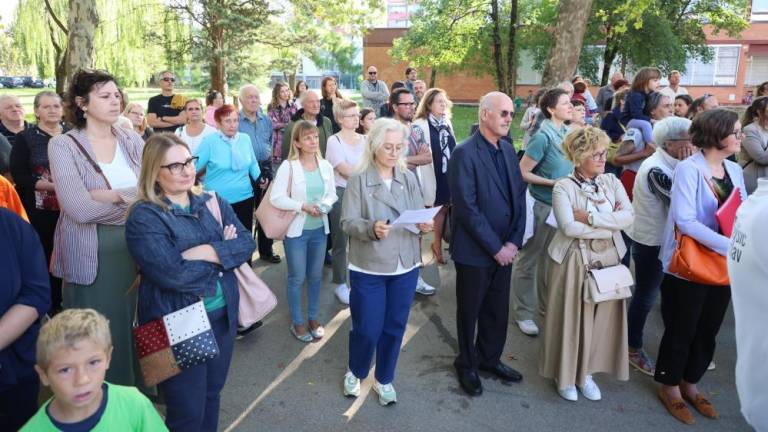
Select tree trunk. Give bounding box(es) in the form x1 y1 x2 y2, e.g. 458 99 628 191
208 14 228 96
429 68 437 88
64 0 99 90
506 0 519 97
599 40 618 87
540 0 594 86
489 0 505 93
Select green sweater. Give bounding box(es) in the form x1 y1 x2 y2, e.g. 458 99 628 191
21 382 168 431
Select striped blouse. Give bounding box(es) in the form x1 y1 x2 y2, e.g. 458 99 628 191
49 127 144 285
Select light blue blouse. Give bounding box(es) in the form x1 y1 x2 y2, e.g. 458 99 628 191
194 132 261 203
659 151 747 278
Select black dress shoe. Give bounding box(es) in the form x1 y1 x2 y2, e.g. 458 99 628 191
260 254 282 264
478 362 523 383
456 368 483 396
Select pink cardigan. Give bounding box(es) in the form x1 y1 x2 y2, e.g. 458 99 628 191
48 127 144 285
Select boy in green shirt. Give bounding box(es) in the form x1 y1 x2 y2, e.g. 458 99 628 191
21 309 167 431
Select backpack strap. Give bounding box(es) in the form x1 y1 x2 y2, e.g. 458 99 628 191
69 134 112 190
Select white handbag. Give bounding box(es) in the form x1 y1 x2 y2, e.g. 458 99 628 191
578 240 633 304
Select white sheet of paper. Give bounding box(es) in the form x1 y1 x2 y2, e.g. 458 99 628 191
391 206 442 225
545 209 558 228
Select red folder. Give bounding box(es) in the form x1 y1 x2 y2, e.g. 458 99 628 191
716 187 741 238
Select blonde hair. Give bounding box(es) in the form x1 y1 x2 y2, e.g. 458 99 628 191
415 88 453 121
122 102 147 133
332 99 359 124
562 126 610 166
356 118 408 173
36 309 112 370
287 120 324 161
134 133 203 210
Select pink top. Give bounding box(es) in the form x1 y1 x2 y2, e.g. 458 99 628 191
205 106 217 127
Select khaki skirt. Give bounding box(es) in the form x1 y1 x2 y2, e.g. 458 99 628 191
539 238 629 389
63 224 139 388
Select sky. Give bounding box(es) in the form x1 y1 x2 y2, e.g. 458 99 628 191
0 0 18 27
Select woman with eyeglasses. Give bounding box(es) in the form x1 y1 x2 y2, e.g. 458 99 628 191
539 126 634 402
123 102 153 141
194 105 261 255
624 117 694 377
340 118 432 405
175 99 217 154
511 88 574 337
411 88 456 265
655 109 746 425
126 133 256 430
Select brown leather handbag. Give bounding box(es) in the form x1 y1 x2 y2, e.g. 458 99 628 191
668 227 729 286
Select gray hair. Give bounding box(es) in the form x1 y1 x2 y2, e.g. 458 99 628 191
156 70 176 80
33 91 61 109
558 81 575 96
652 116 692 149
478 91 511 123
300 89 319 105
238 84 259 102
647 92 670 114
0 94 21 107
356 117 408 174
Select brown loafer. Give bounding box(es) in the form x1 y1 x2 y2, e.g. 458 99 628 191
657 388 694 425
683 392 719 419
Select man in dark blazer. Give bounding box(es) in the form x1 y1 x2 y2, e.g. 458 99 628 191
448 91 527 396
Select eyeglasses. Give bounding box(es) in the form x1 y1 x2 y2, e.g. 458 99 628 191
161 77 176 83
368 72 377 75
396 102 415 106
731 130 744 139
590 150 608 161
161 157 198 175
490 109 513 118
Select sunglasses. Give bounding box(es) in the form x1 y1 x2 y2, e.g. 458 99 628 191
396 102 415 106
368 72 377 75
161 77 176 83
491 109 513 118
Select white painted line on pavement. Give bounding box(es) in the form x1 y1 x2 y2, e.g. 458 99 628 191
224 308 352 432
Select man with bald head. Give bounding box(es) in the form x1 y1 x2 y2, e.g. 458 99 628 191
448 91 527 396
361 65 389 112
0 95 28 145
281 90 333 160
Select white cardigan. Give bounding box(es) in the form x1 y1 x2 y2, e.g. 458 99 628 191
269 158 338 238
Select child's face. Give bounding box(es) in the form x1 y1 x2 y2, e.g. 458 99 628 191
648 78 660 92
36 339 112 412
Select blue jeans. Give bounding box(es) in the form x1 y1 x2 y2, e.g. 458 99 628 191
627 118 654 144
348 268 419 384
283 227 327 326
159 307 236 432
628 242 664 349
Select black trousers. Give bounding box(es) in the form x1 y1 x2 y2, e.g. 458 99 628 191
231 196 255 265
29 209 62 313
654 274 731 386
253 161 276 258
0 372 39 430
454 261 512 371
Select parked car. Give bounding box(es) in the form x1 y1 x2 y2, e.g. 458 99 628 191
0 77 23 88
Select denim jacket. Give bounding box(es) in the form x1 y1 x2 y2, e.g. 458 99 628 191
125 192 256 324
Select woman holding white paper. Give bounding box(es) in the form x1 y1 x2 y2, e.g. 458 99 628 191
340 118 432 406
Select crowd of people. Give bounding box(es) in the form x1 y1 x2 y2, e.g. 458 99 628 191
0 63 767 431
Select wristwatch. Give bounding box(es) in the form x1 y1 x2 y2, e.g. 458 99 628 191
587 212 595 227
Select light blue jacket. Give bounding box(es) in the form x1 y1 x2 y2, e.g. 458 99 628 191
194 132 261 203
660 151 747 278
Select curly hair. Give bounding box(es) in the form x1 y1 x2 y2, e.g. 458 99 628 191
562 126 610 166
64 69 120 129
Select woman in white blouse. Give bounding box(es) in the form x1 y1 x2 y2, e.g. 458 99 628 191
326 99 366 305
739 96 768 194
175 99 217 154
48 69 144 388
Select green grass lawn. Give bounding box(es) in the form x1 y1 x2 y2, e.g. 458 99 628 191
4 87 523 146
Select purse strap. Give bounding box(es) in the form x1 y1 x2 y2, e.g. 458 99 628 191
69 134 113 190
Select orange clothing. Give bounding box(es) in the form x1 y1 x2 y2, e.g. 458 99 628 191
0 175 28 222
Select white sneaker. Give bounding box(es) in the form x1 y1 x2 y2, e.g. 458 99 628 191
557 385 578 402
373 381 397 406
516 319 539 336
708 360 716 371
415 277 436 296
578 375 602 401
335 284 350 305
343 371 360 397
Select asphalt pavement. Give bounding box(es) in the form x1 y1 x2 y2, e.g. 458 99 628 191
217 237 751 432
